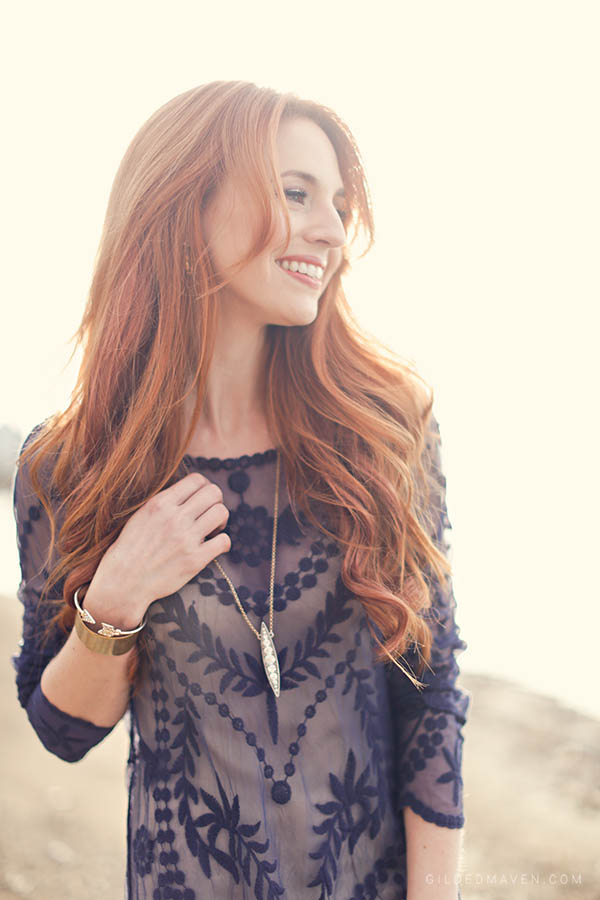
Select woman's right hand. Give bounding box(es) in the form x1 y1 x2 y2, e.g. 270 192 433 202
82 473 231 629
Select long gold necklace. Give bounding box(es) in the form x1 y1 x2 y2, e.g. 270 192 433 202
213 449 281 698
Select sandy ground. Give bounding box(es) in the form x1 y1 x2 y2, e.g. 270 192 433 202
1 592 598 900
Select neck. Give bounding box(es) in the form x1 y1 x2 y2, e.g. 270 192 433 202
183 306 275 458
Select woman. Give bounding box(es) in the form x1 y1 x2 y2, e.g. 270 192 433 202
13 81 470 899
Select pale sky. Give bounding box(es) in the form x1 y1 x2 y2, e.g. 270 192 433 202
2 0 599 716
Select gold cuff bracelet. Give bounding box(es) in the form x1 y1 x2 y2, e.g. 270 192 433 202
73 587 147 656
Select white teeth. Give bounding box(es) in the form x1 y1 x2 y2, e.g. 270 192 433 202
278 260 324 280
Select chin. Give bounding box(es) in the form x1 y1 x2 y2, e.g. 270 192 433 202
277 302 319 328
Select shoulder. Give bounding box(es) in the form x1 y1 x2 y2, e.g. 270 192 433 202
16 420 53 471
13 419 60 519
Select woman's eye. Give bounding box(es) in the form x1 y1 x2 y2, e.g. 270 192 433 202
284 188 348 224
284 188 307 203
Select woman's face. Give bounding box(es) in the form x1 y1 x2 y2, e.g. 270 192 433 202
201 116 348 327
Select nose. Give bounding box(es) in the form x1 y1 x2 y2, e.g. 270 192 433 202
303 200 347 249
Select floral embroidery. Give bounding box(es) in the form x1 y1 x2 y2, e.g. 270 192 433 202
226 501 273 567
133 825 155 877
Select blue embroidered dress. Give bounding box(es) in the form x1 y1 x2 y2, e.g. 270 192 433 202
12 418 470 900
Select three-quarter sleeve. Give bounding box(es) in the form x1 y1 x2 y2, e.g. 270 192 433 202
385 414 470 828
12 426 114 762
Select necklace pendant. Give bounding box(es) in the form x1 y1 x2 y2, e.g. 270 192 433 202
260 621 280 698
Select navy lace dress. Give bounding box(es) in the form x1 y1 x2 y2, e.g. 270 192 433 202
12 418 470 900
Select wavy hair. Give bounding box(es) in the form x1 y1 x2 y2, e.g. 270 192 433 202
18 80 450 688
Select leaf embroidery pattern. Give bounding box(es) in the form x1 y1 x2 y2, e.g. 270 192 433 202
150 573 354 748
140 583 396 896
308 748 379 897
190 772 285 898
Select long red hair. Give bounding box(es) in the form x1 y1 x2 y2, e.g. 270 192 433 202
19 81 449 687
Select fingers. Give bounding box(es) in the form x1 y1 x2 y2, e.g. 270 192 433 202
199 531 232 563
205 523 227 541
161 472 211 506
182 480 226 522
147 472 231 559
194 500 230 541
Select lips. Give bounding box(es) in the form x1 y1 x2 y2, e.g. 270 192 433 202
276 259 325 281
275 259 323 289
277 255 327 268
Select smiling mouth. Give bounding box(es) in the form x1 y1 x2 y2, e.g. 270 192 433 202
275 259 324 288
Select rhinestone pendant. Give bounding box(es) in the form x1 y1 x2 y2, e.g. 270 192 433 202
260 621 280 698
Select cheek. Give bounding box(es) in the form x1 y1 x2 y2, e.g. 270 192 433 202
269 208 292 258
327 249 344 279
214 227 253 275
238 253 278 293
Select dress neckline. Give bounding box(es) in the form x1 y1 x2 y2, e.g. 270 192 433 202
182 447 278 472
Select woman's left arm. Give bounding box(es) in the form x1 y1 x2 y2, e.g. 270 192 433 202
385 413 470 899
404 806 463 899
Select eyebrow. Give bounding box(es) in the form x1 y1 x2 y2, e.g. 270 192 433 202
280 169 346 199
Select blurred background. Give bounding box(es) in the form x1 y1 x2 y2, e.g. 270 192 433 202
1 1 598 897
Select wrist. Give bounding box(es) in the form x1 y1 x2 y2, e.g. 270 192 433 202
82 583 147 632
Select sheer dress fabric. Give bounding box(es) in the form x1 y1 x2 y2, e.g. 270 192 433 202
12 417 470 900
